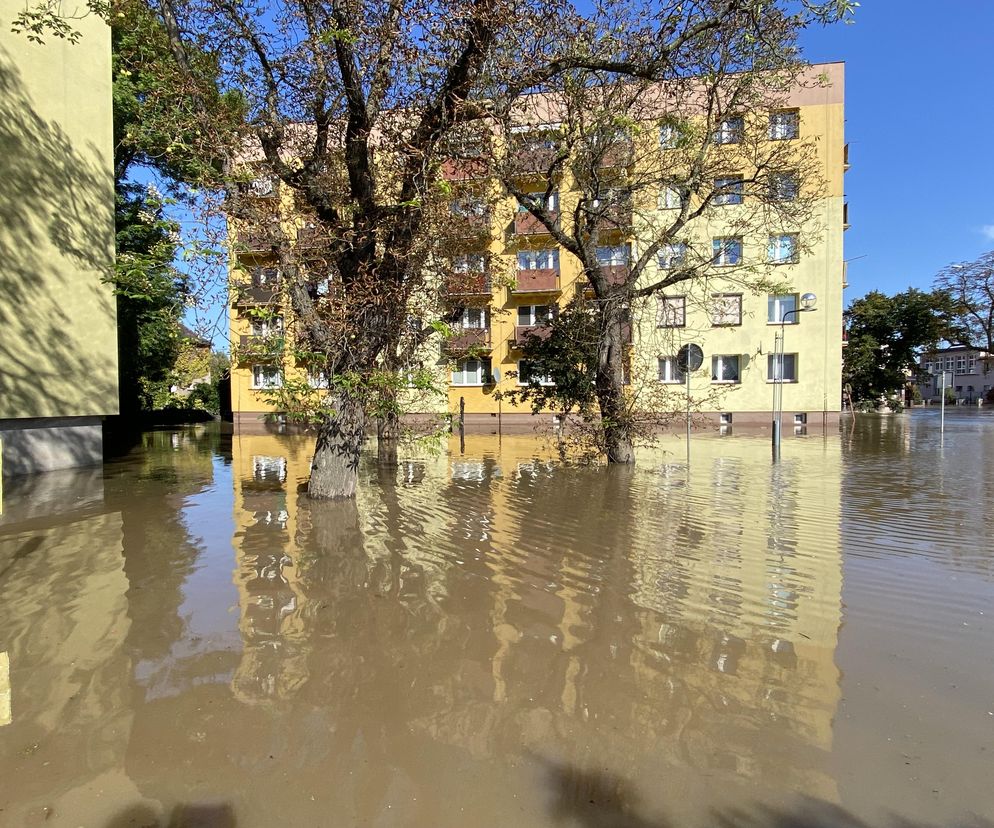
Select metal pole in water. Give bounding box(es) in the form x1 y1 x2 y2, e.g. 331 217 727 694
940 371 946 435
771 328 781 460
686 368 691 466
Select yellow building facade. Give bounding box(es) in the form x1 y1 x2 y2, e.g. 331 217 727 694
228 64 845 433
0 5 118 473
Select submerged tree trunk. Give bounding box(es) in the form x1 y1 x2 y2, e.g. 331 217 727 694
596 304 635 464
376 407 400 468
308 393 366 499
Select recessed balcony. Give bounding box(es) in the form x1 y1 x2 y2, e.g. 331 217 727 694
444 327 492 354
514 210 559 236
512 269 560 294
509 138 560 175
447 210 491 239
233 283 280 306
234 223 280 254
444 272 492 297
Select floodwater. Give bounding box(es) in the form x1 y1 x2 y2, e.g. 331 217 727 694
0 413 992 828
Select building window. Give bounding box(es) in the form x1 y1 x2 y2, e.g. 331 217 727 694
768 233 799 264
252 455 287 483
714 176 744 205
719 412 733 425
251 365 282 389
452 358 491 386
518 190 559 211
768 294 799 323
517 248 559 270
596 245 630 267
713 116 744 144
957 354 967 373
459 307 488 328
711 293 742 326
517 304 557 325
658 356 685 383
770 172 799 201
453 253 486 273
657 295 686 327
518 360 555 386
450 195 487 218
308 369 330 389
794 412 807 425
769 110 799 140
660 123 679 149
945 356 954 371
251 316 283 337
250 266 280 288
659 243 687 269
968 353 978 371
712 355 741 383
768 353 798 382
659 186 682 210
712 237 742 266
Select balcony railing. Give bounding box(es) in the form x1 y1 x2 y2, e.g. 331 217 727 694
512 268 560 293
444 272 492 296
843 202 850 230
514 211 558 236
447 210 491 239
442 157 489 182
843 143 851 171
509 324 554 348
600 264 630 286
444 327 491 353
509 139 560 175
233 283 280 306
595 200 632 233
595 139 634 169
234 223 280 253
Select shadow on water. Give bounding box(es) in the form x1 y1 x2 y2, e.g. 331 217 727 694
0 44 117 441
539 760 994 828
105 802 236 827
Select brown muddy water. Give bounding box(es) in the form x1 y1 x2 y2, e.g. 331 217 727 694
1 412 993 828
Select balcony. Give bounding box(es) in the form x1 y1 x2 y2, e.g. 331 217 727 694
601 264 629 286
447 210 491 240
843 202 850 230
509 138 560 175
236 334 283 363
513 268 560 294
509 324 554 349
233 283 280 306
514 210 558 236
234 223 280 254
594 199 632 234
442 156 489 182
595 139 634 169
444 272 492 297
444 327 492 354
843 143 851 171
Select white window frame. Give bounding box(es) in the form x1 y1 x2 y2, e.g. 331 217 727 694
714 176 744 206
657 295 686 328
308 369 330 389
658 356 685 384
769 110 800 140
459 307 488 329
596 245 630 267
659 186 682 210
451 358 491 386
768 233 799 264
518 190 559 212
713 116 744 145
517 248 559 270
659 123 679 149
252 455 287 482
453 253 486 273
251 364 282 389
712 237 742 267
771 172 799 201
711 354 741 384
517 304 556 326
250 316 283 338
767 353 798 382
768 294 799 324
711 293 743 326
517 360 555 386
658 243 687 270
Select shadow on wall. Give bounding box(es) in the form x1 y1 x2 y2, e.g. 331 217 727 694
0 43 117 424
539 759 994 828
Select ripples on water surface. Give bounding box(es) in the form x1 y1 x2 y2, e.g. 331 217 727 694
0 411 992 827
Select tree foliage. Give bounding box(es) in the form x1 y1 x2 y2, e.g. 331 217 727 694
842 289 953 406
933 250 994 356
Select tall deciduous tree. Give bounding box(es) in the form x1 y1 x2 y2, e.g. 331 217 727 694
145 0 854 497
934 250 994 358
842 289 953 407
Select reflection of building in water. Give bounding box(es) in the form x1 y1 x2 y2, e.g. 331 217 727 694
230 435 314 703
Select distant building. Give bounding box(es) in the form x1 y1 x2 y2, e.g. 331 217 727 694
0 4 118 475
918 346 992 403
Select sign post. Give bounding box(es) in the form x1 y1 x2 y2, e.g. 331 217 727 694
677 344 704 466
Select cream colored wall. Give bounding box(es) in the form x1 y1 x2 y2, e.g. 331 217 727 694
0 4 118 419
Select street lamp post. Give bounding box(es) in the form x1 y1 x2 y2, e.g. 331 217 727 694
772 292 818 460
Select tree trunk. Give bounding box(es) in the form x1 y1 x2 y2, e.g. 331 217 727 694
308 393 366 499
376 407 400 468
595 304 635 464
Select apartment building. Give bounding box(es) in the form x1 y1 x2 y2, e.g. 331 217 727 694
0 2 118 474
227 63 846 431
918 346 993 403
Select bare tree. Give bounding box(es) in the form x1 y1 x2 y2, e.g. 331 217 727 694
144 0 854 496
934 250 994 360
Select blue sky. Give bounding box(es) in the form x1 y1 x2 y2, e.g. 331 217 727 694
800 3 994 300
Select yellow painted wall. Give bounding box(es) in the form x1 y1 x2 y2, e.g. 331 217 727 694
0 5 118 419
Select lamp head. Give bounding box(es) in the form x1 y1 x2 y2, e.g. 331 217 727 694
800 292 817 311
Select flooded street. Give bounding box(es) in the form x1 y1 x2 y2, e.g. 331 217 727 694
1 413 992 827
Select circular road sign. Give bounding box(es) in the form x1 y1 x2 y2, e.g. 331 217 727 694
677 343 704 373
